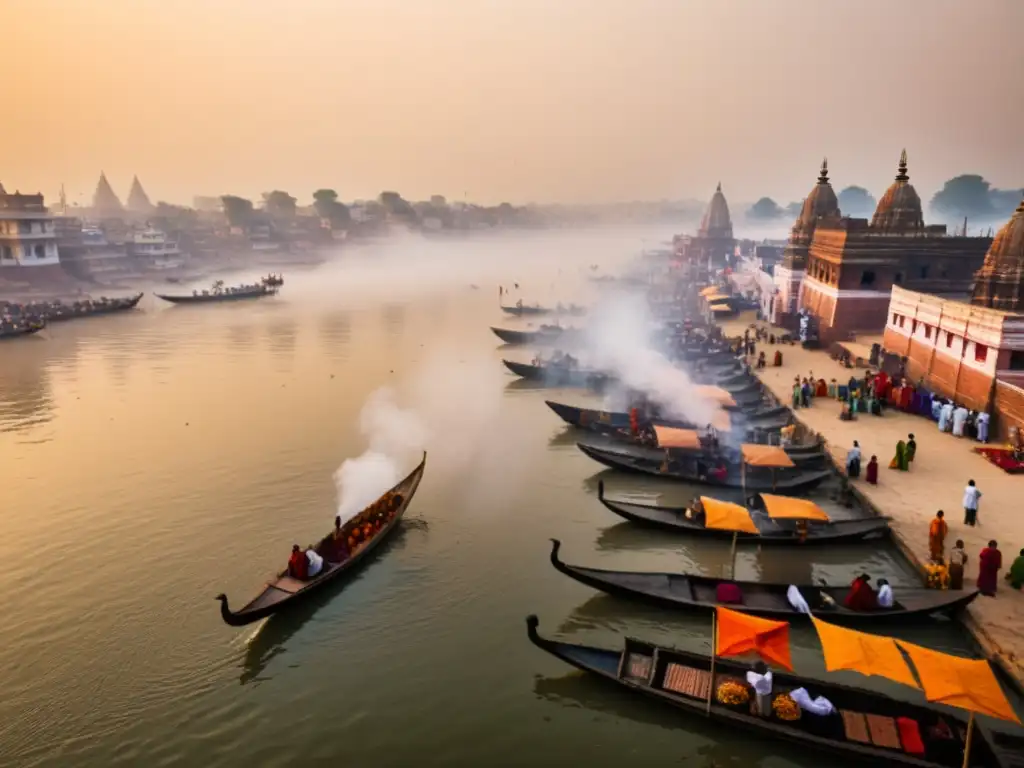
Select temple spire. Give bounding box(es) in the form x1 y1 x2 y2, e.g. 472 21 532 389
818 157 829 184
716 181 722 192
895 149 909 182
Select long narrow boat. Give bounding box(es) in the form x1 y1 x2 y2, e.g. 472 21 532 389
525 616 1022 768
155 285 276 304
597 482 890 543
578 442 831 491
545 400 791 433
501 303 587 317
216 453 426 626
0 320 46 340
490 326 580 345
548 539 977 623
44 293 144 321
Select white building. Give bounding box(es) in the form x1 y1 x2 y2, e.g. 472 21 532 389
128 227 184 269
0 187 61 267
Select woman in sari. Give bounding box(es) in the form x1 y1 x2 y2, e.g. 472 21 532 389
1007 548 1024 590
978 541 1002 596
928 510 947 562
888 440 908 470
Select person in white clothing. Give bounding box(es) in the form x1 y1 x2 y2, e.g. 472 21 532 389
876 578 894 608
976 412 990 443
952 405 969 437
305 548 324 578
963 480 982 526
787 585 811 614
789 687 835 716
746 661 773 716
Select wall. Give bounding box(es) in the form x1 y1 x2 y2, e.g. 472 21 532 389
994 381 1024 440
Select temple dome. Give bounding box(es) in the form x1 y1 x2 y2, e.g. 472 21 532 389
792 158 840 236
698 183 733 239
971 196 1024 311
871 150 923 231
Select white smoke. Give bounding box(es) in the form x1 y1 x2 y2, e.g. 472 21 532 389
333 387 428 523
583 291 720 426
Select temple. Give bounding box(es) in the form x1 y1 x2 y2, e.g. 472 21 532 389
772 158 840 326
797 151 991 342
881 196 1024 437
126 175 154 214
674 183 736 273
92 172 124 217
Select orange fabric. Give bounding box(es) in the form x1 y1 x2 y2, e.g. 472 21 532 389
896 641 1021 724
653 425 701 449
709 303 732 313
715 607 793 671
810 616 919 689
695 386 737 407
699 286 720 296
699 497 758 534
740 444 795 468
760 494 830 521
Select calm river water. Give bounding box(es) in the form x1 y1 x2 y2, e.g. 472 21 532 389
0 230 984 767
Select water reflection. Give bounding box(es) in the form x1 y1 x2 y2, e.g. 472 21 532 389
381 304 405 338
265 319 298 358
226 323 257 352
0 339 60 433
318 311 351 359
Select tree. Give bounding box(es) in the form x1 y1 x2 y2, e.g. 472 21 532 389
378 190 417 220
784 201 803 217
837 186 876 218
930 175 994 220
312 189 350 227
221 195 254 227
429 195 447 208
746 197 784 220
263 190 297 218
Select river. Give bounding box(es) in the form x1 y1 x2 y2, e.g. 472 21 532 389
0 229 983 767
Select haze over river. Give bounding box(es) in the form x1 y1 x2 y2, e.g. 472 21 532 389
0 230 982 767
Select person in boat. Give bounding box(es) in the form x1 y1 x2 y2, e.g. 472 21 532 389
305 547 324 578
684 498 705 525
746 661 773 717
795 519 808 543
843 574 878 611
786 585 811 614
288 544 308 580
876 578 894 609
331 515 351 561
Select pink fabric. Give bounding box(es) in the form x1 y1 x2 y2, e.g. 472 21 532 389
716 583 744 604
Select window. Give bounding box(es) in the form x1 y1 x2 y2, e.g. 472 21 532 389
946 332 954 348
924 324 932 340
860 270 876 287
920 266 929 279
912 320 918 333
1 245 11 260
34 244 45 259
892 312 899 325
898 315 905 328
975 344 988 363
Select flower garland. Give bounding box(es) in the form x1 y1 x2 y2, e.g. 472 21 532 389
716 678 750 706
772 693 801 721
925 563 950 590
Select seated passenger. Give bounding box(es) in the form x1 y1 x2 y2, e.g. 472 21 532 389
709 462 728 482
305 548 324 578
843 574 878 611
876 578 894 608
288 544 308 580
786 585 811 614
746 662 773 717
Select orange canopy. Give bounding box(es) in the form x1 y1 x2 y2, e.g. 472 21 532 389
709 303 733 312
896 640 1021 724
653 425 701 449
695 385 737 408
716 606 793 671
699 496 758 534
760 494 830 522
709 408 731 432
810 616 919 689
699 286 721 297
741 444 795 468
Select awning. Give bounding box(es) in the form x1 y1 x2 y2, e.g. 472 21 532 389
716 606 793 671
695 385 737 407
653 425 701 449
699 497 758 534
709 303 733 313
699 286 721 297
810 616 919 689
759 493 830 522
704 293 730 302
709 408 731 432
740 444 795 468
897 640 1021 724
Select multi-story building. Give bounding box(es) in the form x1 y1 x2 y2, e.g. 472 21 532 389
0 185 61 267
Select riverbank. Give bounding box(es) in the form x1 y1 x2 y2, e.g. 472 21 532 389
722 315 1024 690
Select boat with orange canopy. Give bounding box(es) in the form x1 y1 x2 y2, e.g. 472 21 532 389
525 607 1023 767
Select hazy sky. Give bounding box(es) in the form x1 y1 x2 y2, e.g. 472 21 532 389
4 0 1022 206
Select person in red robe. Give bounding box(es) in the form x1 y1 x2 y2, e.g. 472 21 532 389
978 541 1002 596
865 455 879 485
898 384 914 411
844 574 878 610
288 544 308 579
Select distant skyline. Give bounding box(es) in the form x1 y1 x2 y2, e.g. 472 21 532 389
4 0 1023 206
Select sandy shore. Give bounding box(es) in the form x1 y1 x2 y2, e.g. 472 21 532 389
721 314 1024 689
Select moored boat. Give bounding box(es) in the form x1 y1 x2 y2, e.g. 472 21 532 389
155 281 276 304
502 359 611 388
490 325 579 345
547 539 976 623
524 616 1021 768
500 303 586 317
544 400 791 432
0 318 46 340
216 453 426 626
597 482 889 542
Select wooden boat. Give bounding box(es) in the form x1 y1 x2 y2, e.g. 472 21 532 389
597 482 890 542
0 319 46 340
525 616 1022 768
545 401 790 432
577 442 831 491
547 539 978 623
43 293 144 321
502 359 611 388
500 303 586 317
490 325 579 345
156 284 276 304
216 453 426 626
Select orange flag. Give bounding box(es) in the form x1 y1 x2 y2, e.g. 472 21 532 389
716 606 793 671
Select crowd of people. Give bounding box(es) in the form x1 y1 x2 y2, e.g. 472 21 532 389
1 295 137 333
286 491 404 581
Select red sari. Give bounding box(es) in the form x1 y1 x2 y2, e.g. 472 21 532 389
978 547 1002 595
844 579 878 611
